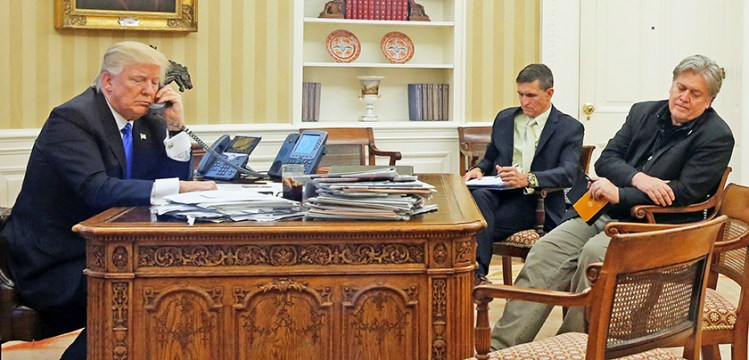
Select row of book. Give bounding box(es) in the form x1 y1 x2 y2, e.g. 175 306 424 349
302 168 438 221
301 82 321 122
408 83 450 121
345 0 410 21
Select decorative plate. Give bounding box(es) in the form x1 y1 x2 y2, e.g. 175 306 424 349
326 29 361 63
380 31 414 64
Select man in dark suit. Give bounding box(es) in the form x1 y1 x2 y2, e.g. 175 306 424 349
0 41 217 359
490 54 734 351
464 64 585 285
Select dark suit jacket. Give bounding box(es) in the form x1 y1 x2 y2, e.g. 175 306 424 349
1 87 191 309
474 105 585 228
579 100 734 222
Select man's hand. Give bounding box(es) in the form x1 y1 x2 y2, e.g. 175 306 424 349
155 85 185 131
179 180 217 193
589 177 620 204
497 165 529 188
463 167 483 181
631 172 674 206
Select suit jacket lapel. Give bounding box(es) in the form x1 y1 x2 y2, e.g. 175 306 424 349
535 106 559 159
496 108 518 165
95 91 128 177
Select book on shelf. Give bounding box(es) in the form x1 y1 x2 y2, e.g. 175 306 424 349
441 84 450 121
407 83 423 121
302 82 321 122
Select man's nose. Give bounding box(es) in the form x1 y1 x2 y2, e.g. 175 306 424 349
679 91 690 102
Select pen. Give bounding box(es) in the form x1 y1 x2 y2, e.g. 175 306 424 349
584 173 594 182
496 164 522 177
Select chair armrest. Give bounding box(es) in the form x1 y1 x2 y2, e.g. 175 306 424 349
369 145 402 166
631 197 718 224
604 221 684 236
473 284 591 308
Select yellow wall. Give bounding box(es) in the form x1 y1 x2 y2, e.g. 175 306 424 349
0 0 538 129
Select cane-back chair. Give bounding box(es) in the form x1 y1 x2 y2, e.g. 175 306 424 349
472 216 727 360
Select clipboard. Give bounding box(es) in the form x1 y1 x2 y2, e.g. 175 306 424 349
573 190 611 225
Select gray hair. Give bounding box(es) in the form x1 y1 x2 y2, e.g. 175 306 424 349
672 54 722 99
516 63 554 90
94 41 171 91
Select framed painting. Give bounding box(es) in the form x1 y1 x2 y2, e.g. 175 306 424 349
54 0 197 32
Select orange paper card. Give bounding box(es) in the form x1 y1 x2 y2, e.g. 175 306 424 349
573 190 610 225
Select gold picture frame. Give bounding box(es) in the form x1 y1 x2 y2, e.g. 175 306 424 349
54 0 197 32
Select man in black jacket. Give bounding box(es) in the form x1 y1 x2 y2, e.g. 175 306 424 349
490 54 734 350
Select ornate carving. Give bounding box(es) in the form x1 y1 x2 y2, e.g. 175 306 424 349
62 0 86 26
432 338 447 360
433 242 448 265
112 246 128 270
167 4 197 31
112 282 129 360
113 282 129 328
88 244 105 271
432 279 447 320
138 243 425 267
432 278 447 360
455 240 472 263
351 291 409 347
143 284 222 358
235 279 330 354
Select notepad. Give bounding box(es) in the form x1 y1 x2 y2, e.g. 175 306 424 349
572 190 610 225
465 176 506 190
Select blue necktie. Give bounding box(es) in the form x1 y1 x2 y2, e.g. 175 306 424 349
121 123 133 179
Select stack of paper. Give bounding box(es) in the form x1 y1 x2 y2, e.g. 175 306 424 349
152 189 304 224
302 168 438 221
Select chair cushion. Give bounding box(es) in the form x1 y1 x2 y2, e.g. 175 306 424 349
502 229 540 248
467 333 684 360
702 288 737 331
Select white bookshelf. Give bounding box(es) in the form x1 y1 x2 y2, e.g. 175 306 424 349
292 0 466 125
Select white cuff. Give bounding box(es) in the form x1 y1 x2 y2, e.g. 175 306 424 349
164 131 191 162
151 178 180 205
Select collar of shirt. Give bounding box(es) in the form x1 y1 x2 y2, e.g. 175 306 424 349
104 98 134 138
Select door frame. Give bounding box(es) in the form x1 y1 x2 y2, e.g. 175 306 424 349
540 0 747 183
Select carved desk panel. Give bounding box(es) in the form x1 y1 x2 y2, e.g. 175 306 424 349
75 174 485 360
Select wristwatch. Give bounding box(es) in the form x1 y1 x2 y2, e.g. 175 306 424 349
527 173 538 188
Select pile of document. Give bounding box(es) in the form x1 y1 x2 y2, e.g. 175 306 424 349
152 183 304 224
303 168 438 221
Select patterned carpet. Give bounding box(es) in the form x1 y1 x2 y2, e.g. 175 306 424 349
1 256 741 359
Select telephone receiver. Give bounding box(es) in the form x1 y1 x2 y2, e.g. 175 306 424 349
149 101 170 117
268 130 328 179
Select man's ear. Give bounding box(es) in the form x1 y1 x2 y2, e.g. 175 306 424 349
546 87 555 99
101 72 113 92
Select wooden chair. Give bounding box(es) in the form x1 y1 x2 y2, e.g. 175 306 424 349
492 145 596 285
299 127 401 168
473 216 727 360
457 126 492 176
620 182 749 360
0 207 81 358
631 167 732 224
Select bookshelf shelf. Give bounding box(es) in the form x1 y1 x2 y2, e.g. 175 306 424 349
304 62 454 69
293 0 465 125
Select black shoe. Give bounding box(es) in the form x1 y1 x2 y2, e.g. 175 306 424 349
474 273 492 287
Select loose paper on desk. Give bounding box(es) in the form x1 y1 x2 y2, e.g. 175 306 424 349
153 189 304 224
572 190 610 225
465 176 506 190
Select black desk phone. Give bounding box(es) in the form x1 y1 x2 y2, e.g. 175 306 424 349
268 130 328 179
195 134 262 180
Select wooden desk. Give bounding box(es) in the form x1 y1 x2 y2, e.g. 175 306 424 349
74 174 485 360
